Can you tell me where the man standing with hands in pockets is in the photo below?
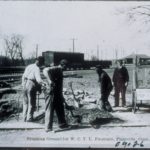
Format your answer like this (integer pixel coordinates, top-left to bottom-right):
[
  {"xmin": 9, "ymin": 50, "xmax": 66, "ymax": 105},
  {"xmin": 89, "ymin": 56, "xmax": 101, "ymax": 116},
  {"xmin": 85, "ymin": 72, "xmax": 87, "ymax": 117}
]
[{"xmin": 112, "ymin": 60, "xmax": 129, "ymax": 107}]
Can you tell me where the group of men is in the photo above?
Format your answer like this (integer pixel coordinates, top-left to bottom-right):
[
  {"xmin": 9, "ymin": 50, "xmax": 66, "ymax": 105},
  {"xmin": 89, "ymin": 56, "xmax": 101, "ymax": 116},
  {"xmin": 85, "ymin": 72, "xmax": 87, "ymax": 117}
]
[
  {"xmin": 22, "ymin": 56, "xmax": 129, "ymax": 132},
  {"xmin": 22, "ymin": 57, "xmax": 69, "ymax": 131}
]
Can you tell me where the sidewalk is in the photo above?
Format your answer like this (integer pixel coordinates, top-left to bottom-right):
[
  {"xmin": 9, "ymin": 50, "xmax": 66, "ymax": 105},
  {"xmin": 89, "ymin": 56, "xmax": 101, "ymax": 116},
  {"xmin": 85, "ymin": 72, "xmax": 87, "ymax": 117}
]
[
  {"xmin": 0, "ymin": 107, "xmax": 150, "ymax": 148},
  {"xmin": 0, "ymin": 107, "xmax": 150, "ymax": 129}
]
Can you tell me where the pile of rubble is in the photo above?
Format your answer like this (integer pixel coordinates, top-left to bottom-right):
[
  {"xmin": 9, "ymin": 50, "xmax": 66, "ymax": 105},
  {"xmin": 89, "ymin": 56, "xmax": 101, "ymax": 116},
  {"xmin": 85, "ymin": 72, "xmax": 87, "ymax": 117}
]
[
  {"xmin": 62, "ymin": 82, "xmax": 112, "ymax": 125},
  {"xmin": 63, "ymin": 81, "xmax": 97, "ymax": 108},
  {"xmin": 0, "ymin": 87, "xmax": 22, "ymax": 122},
  {"xmin": 0, "ymin": 99, "xmax": 22, "ymax": 122}
]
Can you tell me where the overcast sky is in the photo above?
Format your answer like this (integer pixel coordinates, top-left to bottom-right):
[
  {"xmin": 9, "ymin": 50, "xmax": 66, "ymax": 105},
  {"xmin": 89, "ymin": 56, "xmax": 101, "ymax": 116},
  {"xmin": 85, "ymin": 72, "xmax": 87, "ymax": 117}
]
[{"xmin": 0, "ymin": 1, "xmax": 150, "ymax": 60}]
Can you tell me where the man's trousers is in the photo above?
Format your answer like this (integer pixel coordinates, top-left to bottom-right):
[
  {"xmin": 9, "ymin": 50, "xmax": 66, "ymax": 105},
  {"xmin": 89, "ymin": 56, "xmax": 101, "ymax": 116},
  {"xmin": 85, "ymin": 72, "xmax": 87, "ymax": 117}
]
[
  {"xmin": 44, "ymin": 89, "xmax": 67, "ymax": 130},
  {"xmin": 23, "ymin": 80, "xmax": 36, "ymax": 121},
  {"xmin": 99, "ymin": 91, "xmax": 112, "ymax": 111},
  {"xmin": 114, "ymin": 83, "xmax": 126, "ymax": 107}
]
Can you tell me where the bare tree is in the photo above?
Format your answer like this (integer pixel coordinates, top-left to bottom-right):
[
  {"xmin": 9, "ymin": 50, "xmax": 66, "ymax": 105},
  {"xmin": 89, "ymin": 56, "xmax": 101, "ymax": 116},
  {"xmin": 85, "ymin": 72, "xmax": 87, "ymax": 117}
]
[
  {"xmin": 127, "ymin": 5, "xmax": 150, "ymax": 24},
  {"xmin": 4, "ymin": 34, "xmax": 25, "ymax": 65},
  {"xmin": 117, "ymin": 5, "xmax": 150, "ymax": 27}
]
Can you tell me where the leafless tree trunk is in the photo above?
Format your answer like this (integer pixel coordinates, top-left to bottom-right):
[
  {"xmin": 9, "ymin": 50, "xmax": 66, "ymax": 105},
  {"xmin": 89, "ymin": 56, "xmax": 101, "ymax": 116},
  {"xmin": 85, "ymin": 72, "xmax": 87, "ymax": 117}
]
[{"xmin": 4, "ymin": 34, "xmax": 25, "ymax": 65}]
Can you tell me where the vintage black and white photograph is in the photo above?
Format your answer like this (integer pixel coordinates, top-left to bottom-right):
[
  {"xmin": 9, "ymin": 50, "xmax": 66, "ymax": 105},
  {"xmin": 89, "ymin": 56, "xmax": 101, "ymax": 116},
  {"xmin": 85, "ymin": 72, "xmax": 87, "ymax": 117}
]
[{"xmin": 0, "ymin": 1, "xmax": 150, "ymax": 149}]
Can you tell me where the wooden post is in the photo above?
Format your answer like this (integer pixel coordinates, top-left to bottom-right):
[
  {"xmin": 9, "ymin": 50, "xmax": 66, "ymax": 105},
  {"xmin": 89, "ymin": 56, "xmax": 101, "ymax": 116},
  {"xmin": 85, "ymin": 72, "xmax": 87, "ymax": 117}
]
[
  {"xmin": 133, "ymin": 54, "xmax": 138, "ymax": 90},
  {"xmin": 37, "ymin": 93, "xmax": 40, "ymax": 112},
  {"xmin": 132, "ymin": 54, "xmax": 138, "ymax": 112},
  {"xmin": 132, "ymin": 69, "xmax": 137, "ymax": 90}
]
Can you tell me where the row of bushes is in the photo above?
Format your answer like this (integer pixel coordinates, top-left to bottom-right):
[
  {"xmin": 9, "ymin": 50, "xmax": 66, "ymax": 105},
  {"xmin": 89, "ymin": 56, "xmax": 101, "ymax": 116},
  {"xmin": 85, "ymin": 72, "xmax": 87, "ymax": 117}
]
[{"xmin": 0, "ymin": 56, "xmax": 36, "ymax": 66}]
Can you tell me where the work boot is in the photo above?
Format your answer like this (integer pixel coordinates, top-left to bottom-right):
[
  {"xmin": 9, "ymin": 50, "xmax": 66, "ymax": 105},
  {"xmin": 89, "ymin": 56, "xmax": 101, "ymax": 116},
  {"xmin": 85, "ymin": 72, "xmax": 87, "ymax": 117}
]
[
  {"xmin": 45, "ymin": 128, "xmax": 53, "ymax": 132},
  {"xmin": 97, "ymin": 101, "xmax": 106, "ymax": 111},
  {"xmin": 89, "ymin": 120, "xmax": 100, "ymax": 129},
  {"xmin": 106, "ymin": 105, "xmax": 113, "ymax": 112},
  {"xmin": 59, "ymin": 124, "xmax": 71, "ymax": 129},
  {"xmin": 26, "ymin": 119, "xmax": 34, "ymax": 122},
  {"xmin": 26, "ymin": 117, "xmax": 34, "ymax": 122},
  {"xmin": 105, "ymin": 101, "xmax": 113, "ymax": 112},
  {"xmin": 23, "ymin": 117, "xmax": 27, "ymax": 122}
]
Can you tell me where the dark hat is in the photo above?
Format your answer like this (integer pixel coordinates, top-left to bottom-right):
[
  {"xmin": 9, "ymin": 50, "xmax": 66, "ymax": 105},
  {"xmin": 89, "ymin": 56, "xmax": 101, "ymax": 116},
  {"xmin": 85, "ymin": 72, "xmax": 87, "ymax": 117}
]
[
  {"xmin": 60, "ymin": 59, "xmax": 68, "ymax": 65},
  {"xmin": 96, "ymin": 65, "xmax": 102, "ymax": 70},
  {"xmin": 116, "ymin": 60, "xmax": 123, "ymax": 65},
  {"xmin": 36, "ymin": 56, "xmax": 44, "ymax": 64}
]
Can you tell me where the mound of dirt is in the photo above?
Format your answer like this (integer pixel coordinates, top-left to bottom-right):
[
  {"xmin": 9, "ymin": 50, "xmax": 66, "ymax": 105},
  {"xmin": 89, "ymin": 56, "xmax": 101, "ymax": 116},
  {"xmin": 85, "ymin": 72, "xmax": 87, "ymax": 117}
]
[{"xmin": 65, "ymin": 107, "xmax": 113, "ymax": 125}]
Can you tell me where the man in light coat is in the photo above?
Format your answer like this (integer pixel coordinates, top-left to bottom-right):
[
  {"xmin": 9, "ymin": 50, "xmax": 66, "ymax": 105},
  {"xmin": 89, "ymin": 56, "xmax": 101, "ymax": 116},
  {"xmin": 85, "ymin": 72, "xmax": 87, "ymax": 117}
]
[{"xmin": 22, "ymin": 56, "xmax": 44, "ymax": 122}]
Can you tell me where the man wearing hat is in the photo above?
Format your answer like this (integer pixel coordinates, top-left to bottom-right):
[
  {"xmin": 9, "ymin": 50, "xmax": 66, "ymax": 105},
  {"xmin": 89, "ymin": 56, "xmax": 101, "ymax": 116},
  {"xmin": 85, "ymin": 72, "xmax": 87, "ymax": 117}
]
[
  {"xmin": 96, "ymin": 65, "xmax": 113, "ymax": 112},
  {"xmin": 43, "ymin": 59, "xmax": 70, "ymax": 132},
  {"xmin": 22, "ymin": 56, "xmax": 45, "ymax": 122}
]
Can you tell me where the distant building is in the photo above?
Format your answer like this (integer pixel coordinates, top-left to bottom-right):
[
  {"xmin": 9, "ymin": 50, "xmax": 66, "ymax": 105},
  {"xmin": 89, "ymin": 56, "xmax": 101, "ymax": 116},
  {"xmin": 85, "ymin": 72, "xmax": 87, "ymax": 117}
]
[{"xmin": 120, "ymin": 54, "xmax": 150, "ymax": 65}]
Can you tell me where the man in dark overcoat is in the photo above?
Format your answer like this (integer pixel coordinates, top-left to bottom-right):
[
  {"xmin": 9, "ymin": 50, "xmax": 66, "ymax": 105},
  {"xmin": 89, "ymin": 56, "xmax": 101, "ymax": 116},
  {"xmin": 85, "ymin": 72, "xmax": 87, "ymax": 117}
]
[{"xmin": 112, "ymin": 60, "xmax": 129, "ymax": 107}]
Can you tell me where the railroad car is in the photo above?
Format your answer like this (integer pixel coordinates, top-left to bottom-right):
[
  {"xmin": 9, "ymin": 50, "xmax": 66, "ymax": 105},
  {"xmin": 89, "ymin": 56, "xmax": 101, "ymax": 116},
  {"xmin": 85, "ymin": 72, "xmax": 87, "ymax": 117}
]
[{"xmin": 42, "ymin": 51, "xmax": 112, "ymax": 70}]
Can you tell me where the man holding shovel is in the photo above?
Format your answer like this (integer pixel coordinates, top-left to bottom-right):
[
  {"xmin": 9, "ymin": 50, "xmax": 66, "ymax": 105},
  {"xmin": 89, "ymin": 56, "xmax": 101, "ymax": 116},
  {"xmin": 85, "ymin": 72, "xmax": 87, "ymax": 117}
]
[
  {"xmin": 96, "ymin": 65, "xmax": 113, "ymax": 112},
  {"xmin": 43, "ymin": 59, "xmax": 71, "ymax": 132}
]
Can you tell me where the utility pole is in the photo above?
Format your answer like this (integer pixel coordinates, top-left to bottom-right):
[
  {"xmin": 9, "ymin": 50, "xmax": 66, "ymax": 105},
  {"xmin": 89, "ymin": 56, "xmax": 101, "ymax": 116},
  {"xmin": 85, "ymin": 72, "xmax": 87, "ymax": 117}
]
[
  {"xmin": 71, "ymin": 38, "xmax": 77, "ymax": 53},
  {"xmin": 36, "ymin": 44, "xmax": 38, "ymax": 58},
  {"xmin": 115, "ymin": 49, "xmax": 118, "ymax": 60},
  {"xmin": 105, "ymin": 49, "xmax": 107, "ymax": 60},
  {"xmin": 101, "ymin": 49, "xmax": 103, "ymax": 60},
  {"xmin": 97, "ymin": 45, "xmax": 99, "ymax": 60}
]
